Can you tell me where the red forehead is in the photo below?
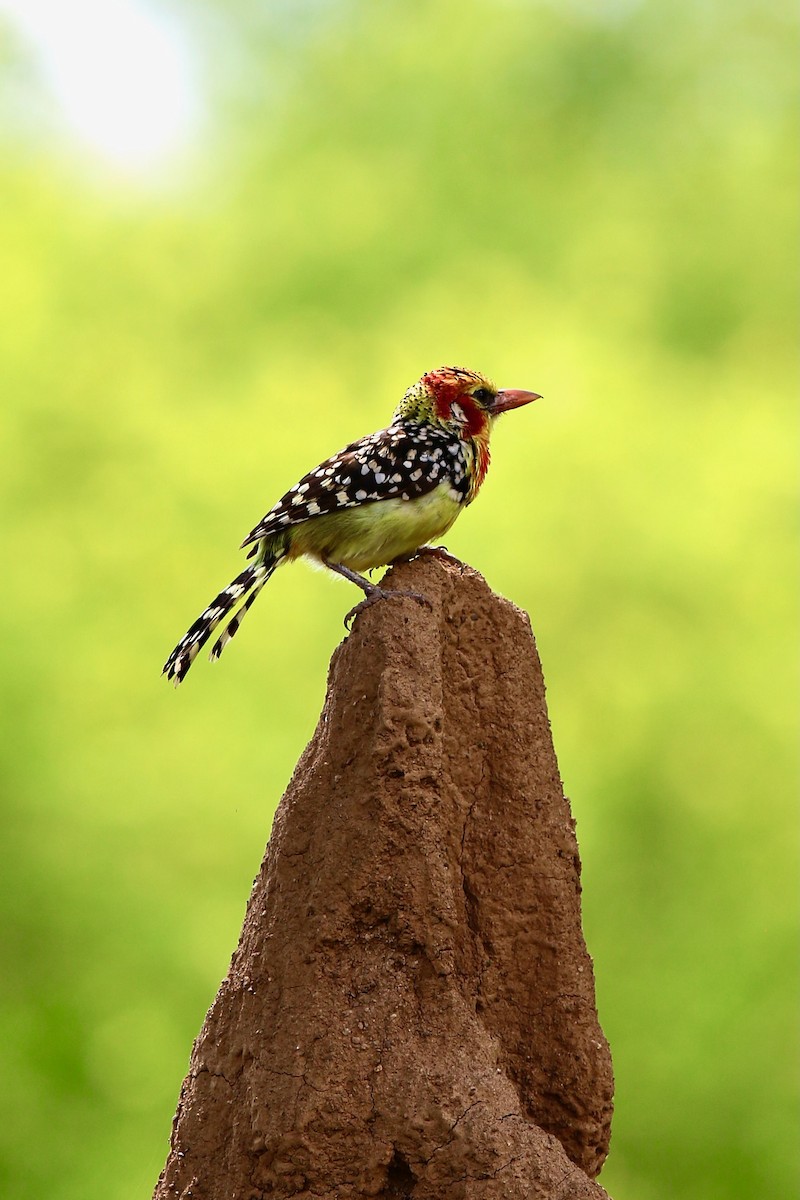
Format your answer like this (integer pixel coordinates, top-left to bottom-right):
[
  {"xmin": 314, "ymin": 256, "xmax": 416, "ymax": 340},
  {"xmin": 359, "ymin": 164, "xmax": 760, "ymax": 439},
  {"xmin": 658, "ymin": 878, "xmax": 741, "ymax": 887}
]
[
  {"xmin": 423, "ymin": 369, "xmax": 474, "ymax": 420},
  {"xmin": 423, "ymin": 369, "xmax": 488, "ymax": 436}
]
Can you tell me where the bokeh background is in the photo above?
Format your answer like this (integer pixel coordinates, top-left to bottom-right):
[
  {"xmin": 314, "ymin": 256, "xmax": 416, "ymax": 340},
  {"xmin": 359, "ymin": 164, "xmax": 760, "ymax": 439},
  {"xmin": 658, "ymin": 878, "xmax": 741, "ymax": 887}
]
[{"xmin": 1, "ymin": 0, "xmax": 796, "ymax": 1196}]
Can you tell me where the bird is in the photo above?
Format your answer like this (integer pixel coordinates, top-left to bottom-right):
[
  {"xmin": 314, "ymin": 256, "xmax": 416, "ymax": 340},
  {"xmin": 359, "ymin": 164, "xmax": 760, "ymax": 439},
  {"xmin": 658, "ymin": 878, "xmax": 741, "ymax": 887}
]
[{"xmin": 163, "ymin": 365, "xmax": 540, "ymax": 685}]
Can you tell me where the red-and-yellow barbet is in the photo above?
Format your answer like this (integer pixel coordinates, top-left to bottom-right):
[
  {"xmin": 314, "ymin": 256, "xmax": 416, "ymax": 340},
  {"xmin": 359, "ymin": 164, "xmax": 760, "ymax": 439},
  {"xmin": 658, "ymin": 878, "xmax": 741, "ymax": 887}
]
[{"xmin": 163, "ymin": 366, "xmax": 540, "ymax": 684}]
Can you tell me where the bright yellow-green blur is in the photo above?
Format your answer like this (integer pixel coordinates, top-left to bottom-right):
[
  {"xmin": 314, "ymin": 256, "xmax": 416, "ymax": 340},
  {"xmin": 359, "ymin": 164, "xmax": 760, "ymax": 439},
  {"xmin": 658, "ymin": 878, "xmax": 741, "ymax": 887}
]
[{"xmin": 0, "ymin": 2, "xmax": 796, "ymax": 1198}]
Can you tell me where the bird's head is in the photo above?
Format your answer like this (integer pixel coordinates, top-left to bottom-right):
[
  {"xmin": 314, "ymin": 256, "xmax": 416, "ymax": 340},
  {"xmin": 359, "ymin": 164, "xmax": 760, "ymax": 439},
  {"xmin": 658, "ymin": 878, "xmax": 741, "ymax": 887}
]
[{"xmin": 395, "ymin": 366, "xmax": 540, "ymax": 437}]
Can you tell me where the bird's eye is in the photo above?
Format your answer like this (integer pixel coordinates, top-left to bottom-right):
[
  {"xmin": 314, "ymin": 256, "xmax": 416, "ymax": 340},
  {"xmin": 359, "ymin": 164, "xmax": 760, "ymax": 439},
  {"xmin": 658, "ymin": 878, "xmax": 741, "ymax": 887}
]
[{"xmin": 473, "ymin": 387, "xmax": 492, "ymax": 404}]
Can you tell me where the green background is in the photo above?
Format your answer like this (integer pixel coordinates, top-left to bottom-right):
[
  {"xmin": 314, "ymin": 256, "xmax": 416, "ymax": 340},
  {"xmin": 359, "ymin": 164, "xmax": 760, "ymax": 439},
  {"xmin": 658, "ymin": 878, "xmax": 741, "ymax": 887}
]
[{"xmin": 1, "ymin": 1, "xmax": 796, "ymax": 1196}]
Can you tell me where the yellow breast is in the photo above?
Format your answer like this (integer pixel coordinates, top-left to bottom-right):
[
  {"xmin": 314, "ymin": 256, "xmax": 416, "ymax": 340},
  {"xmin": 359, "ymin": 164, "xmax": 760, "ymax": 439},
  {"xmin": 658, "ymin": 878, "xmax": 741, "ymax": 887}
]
[{"xmin": 288, "ymin": 483, "xmax": 463, "ymax": 572}]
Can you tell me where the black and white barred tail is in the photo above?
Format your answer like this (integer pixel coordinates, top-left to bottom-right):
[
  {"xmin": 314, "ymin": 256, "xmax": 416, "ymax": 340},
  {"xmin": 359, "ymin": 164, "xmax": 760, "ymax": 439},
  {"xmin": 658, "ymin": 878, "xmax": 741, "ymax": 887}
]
[{"xmin": 162, "ymin": 551, "xmax": 282, "ymax": 686}]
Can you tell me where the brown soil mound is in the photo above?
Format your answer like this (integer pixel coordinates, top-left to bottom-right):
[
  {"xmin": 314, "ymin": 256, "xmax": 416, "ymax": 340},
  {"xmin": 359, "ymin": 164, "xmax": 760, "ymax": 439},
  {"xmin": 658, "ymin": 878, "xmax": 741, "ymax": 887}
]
[{"xmin": 154, "ymin": 557, "xmax": 614, "ymax": 1198}]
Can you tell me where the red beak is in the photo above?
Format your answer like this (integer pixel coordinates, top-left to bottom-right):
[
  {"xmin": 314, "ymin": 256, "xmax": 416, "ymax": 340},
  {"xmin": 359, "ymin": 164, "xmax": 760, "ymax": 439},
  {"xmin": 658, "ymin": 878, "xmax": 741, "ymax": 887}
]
[{"xmin": 492, "ymin": 388, "xmax": 542, "ymax": 414}]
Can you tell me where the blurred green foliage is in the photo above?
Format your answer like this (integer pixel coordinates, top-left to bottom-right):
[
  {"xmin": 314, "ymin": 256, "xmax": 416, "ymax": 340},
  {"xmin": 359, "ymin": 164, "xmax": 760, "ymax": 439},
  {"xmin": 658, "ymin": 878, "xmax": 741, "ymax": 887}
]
[{"xmin": 0, "ymin": 1, "xmax": 796, "ymax": 1197}]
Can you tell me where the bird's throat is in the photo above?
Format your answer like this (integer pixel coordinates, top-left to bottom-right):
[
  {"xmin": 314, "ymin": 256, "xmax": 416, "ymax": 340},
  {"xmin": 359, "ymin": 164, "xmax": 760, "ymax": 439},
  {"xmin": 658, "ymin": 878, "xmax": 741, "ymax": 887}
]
[{"xmin": 467, "ymin": 432, "xmax": 491, "ymax": 502}]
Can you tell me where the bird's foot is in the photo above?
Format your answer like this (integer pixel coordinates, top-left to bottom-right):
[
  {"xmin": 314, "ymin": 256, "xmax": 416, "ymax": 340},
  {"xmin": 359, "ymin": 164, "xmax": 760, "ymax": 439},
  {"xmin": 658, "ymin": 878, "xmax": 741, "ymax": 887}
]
[
  {"xmin": 344, "ymin": 587, "xmax": 432, "ymax": 630},
  {"xmin": 412, "ymin": 545, "xmax": 463, "ymax": 567},
  {"xmin": 389, "ymin": 545, "xmax": 462, "ymax": 567}
]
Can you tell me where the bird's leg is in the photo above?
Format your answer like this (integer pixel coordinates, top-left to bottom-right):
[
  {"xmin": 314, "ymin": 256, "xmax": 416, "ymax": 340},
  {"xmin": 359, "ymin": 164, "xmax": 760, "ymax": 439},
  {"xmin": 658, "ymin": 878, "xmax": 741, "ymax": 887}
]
[
  {"xmin": 323, "ymin": 560, "xmax": 432, "ymax": 629},
  {"xmin": 401, "ymin": 544, "xmax": 463, "ymax": 567}
]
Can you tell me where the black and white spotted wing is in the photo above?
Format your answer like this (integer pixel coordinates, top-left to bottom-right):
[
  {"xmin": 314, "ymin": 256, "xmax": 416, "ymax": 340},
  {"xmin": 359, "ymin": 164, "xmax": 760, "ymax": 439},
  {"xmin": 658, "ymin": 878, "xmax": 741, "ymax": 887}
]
[{"xmin": 240, "ymin": 422, "xmax": 468, "ymax": 549}]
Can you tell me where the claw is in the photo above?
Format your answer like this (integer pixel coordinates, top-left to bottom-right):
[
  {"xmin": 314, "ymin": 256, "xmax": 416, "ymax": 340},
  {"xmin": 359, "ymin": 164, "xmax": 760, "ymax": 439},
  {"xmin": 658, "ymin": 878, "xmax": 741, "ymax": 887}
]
[
  {"xmin": 344, "ymin": 587, "xmax": 432, "ymax": 630},
  {"xmin": 412, "ymin": 545, "xmax": 462, "ymax": 567},
  {"xmin": 389, "ymin": 545, "xmax": 462, "ymax": 567}
]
